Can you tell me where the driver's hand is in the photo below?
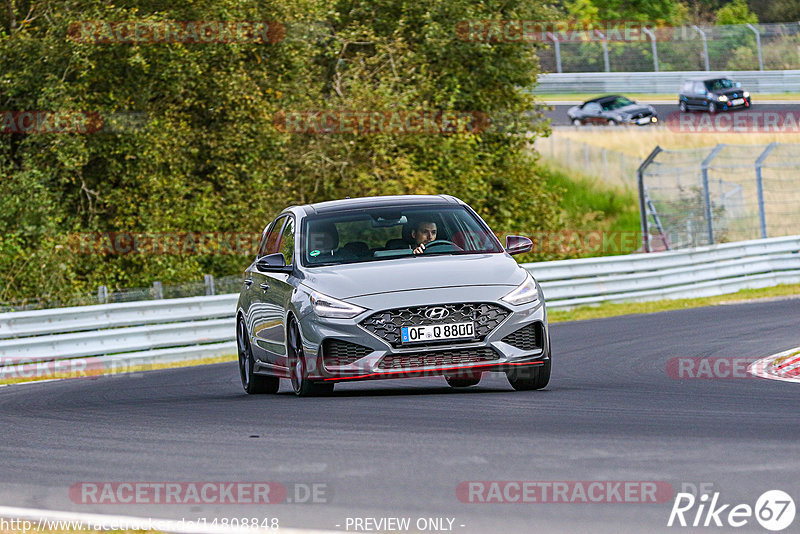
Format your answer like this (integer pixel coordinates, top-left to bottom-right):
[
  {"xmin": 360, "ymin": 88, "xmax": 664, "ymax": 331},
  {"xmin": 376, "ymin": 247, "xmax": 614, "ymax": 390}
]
[{"xmin": 413, "ymin": 243, "xmax": 426, "ymax": 254}]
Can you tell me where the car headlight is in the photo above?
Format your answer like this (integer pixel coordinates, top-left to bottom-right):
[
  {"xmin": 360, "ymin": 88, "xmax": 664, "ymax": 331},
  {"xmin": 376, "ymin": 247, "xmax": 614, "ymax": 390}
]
[
  {"xmin": 501, "ymin": 274, "xmax": 541, "ymax": 306},
  {"xmin": 718, "ymin": 95, "xmax": 728, "ymax": 102},
  {"xmin": 309, "ymin": 290, "xmax": 367, "ymax": 319},
  {"xmin": 743, "ymin": 91, "xmax": 750, "ymax": 98}
]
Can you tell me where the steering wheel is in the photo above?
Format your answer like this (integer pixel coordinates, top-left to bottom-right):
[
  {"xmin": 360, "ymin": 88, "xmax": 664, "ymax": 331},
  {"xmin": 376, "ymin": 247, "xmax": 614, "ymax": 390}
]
[{"xmin": 422, "ymin": 239, "xmax": 463, "ymax": 252}]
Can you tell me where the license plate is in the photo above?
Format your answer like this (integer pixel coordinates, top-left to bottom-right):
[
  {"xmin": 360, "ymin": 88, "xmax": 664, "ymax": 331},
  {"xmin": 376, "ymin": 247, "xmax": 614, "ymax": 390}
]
[
  {"xmin": 731, "ymin": 98, "xmax": 745, "ymax": 106},
  {"xmin": 401, "ymin": 322, "xmax": 474, "ymax": 343},
  {"xmin": 636, "ymin": 117, "xmax": 652, "ymax": 125}
]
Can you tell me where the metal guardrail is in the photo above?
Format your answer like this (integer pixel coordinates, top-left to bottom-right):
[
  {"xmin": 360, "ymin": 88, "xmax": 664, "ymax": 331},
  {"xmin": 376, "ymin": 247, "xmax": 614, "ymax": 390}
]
[
  {"xmin": 534, "ymin": 70, "xmax": 800, "ymax": 94},
  {"xmin": 1, "ymin": 235, "xmax": 798, "ymax": 378}
]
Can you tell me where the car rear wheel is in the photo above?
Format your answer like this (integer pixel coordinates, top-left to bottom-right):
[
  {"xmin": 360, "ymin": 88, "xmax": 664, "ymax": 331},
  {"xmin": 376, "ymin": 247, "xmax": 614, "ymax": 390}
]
[
  {"xmin": 445, "ymin": 372, "xmax": 482, "ymax": 388},
  {"xmin": 237, "ymin": 318, "xmax": 279, "ymax": 394},
  {"xmin": 506, "ymin": 350, "xmax": 551, "ymax": 391},
  {"xmin": 679, "ymin": 101, "xmax": 687, "ymax": 112},
  {"xmin": 288, "ymin": 322, "xmax": 334, "ymax": 397}
]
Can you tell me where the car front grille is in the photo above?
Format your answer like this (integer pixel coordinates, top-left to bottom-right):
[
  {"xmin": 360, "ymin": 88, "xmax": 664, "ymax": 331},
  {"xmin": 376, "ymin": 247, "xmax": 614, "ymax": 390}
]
[
  {"xmin": 322, "ymin": 339, "xmax": 373, "ymax": 368},
  {"xmin": 501, "ymin": 322, "xmax": 543, "ymax": 351},
  {"xmin": 377, "ymin": 347, "xmax": 499, "ymax": 370},
  {"xmin": 360, "ymin": 303, "xmax": 510, "ymax": 348}
]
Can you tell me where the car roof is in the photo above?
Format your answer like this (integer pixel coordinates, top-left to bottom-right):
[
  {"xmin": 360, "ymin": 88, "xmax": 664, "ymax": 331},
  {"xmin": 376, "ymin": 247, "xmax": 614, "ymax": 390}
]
[
  {"xmin": 584, "ymin": 95, "xmax": 627, "ymax": 104},
  {"xmin": 299, "ymin": 194, "xmax": 462, "ymax": 215}
]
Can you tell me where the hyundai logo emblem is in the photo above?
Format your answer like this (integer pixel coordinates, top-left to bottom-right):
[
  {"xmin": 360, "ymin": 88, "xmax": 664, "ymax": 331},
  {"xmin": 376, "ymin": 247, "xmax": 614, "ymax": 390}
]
[{"xmin": 424, "ymin": 307, "xmax": 450, "ymax": 320}]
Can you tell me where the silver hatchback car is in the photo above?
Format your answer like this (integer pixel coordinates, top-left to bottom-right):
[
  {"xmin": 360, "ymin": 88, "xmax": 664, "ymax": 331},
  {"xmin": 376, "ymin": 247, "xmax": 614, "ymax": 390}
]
[{"xmin": 236, "ymin": 195, "xmax": 550, "ymax": 396}]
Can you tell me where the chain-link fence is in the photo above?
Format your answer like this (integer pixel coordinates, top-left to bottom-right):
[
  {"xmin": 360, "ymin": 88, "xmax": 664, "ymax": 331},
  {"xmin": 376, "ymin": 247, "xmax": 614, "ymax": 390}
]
[
  {"xmin": 538, "ymin": 22, "xmax": 800, "ymax": 73},
  {"xmin": 536, "ymin": 132, "xmax": 640, "ymax": 189},
  {"xmin": 0, "ymin": 274, "xmax": 244, "ymax": 313},
  {"xmin": 639, "ymin": 142, "xmax": 800, "ymax": 251}
]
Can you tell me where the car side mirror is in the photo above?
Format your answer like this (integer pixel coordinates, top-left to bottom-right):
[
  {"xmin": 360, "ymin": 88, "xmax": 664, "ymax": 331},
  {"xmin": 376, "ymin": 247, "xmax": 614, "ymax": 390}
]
[
  {"xmin": 256, "ymin": 252, "xmax": 292, "ymax": 273},
  {"xmin": 505, "ymin": 235, "xmax": 533, "ymax": 255}
]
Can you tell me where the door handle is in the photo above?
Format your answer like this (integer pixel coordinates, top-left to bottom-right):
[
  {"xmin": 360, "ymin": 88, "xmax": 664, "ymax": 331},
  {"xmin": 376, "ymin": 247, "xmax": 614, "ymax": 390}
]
[
  {"xmin": 259, "ymin": 283, "xmax": 270, "ymax": 292},
  {"xmin": 244, "ymin": 279, "xmax": 253, "ymax": 288}
]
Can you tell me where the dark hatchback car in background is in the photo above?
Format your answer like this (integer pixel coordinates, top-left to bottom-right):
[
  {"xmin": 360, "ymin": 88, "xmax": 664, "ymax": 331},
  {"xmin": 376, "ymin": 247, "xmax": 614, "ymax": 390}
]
[
  {"xmin": 567, "ymin": 95, "xmax": 658, "ymax": 126},
  {"xmin": 236, "ymin": 195, "xmax": 550, "ymax": 396},
  {"xmin": 679, "ymin": 77, "xmax": 751, "ymax": 113}
]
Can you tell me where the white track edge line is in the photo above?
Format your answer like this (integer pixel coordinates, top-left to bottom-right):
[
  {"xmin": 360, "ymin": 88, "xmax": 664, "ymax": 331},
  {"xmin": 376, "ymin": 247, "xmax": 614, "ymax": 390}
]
[{"xmin": 748, "ymin": 346, "xmax": 800, "ymax": 383}]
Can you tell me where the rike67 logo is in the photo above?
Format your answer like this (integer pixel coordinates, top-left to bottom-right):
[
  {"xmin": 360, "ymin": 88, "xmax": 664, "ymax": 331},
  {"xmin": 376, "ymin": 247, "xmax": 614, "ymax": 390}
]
[{"xmin": 668, "ymin": 490, "xmax": 795, "ymax": 531}]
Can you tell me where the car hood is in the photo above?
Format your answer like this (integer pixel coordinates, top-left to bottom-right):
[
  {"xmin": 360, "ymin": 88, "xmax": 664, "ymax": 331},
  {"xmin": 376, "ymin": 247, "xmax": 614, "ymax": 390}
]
[{"xmin": 300, "ymin": 253, "xmax": 528, "ymax": 299}]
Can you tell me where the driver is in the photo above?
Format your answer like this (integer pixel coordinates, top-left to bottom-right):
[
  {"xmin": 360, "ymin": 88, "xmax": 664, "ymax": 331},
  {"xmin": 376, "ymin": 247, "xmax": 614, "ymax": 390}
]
[{"xmin": 411, "ymin": 220, "xmax": 437, "ymax": 254}]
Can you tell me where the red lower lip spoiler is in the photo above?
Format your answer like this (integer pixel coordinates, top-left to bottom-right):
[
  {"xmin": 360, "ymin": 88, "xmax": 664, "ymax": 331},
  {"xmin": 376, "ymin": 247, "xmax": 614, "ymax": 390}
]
[{"xmin": 322, "ymin": 360, "xmax": 544, "ymax": 381}]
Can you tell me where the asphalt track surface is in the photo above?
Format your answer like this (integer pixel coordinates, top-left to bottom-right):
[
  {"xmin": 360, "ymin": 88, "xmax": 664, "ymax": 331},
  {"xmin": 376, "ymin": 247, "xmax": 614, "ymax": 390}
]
[
  {"xmin": 1, "ymin": 298, "xmax": 799, "ymax": 533},
  {"xmin": 545, "ymin": 102, "xmax": 799, "ymax": 126}
]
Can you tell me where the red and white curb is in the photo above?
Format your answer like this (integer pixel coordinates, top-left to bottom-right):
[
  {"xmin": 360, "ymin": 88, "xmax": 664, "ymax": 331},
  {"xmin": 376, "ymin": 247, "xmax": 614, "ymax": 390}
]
[
  {"xmin": 0, "ymin": 505, "xmax": 338, "ymax": 534},
  {"xmin": 748, "ymin": 347, "xmax": 800, "ymax": 383}
]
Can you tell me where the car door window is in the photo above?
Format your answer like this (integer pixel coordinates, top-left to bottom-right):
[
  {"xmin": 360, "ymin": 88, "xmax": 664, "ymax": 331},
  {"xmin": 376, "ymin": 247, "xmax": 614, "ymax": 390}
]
[
  {"xmin": 681, "ymin": 82, "xmax": 692, "ymax": 94},
  {"xmin": 278, "ymin": 217, "xmax": 295, "ymax": 266},
  {"xmin": 693, "ymin": 82, "xmax": 705, "ymax": 95},
  {"xmin": 584, "ymin": 102, "xmax": 602, "ymax": 115},
  {"xmin": 257, "ymin": 216, "xmax": 286, "ymax": 258}
]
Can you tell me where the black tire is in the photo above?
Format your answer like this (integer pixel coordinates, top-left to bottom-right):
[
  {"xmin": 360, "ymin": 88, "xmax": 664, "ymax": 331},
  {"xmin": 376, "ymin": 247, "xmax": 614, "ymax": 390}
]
[
  {"xmin": 571, "ymin": 118, "xmax": 582, "ymax": 127},
  {"xmin": 237, "ymin": 318, "xmax": 279, "ymax": 394},
  {"xmin": 679, "ymin": 101, "xmax": 687, "ymax": 112},
  {"xmin": 708, "ymin": 101, "xmax": 716, "ymax": 114},
  {"xmin": 288, "ymin": 322, "xmax": 334, "ymax": 397},
  {"xmin": 506, "ymin": 350, "xmax": 551, "ymax": 391},
  {"xmin": 445, "ymin": 372, "xmax": 482, "ymax": 388}
]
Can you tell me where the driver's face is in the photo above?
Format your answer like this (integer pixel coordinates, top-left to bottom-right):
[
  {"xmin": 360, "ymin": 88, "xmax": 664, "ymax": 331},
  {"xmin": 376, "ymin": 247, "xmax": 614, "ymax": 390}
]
[{"xmin": 413, "ymin": 222, "xmax": 437, "ymax": 245}]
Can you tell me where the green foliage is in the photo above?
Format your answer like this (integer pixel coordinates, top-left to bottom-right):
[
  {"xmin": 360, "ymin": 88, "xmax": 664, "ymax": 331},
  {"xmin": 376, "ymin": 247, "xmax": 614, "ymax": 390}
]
[
  {"xmin": 0, "ymin": 0, "xmax": 562, "ymax": 304},
  {"xmin": 715, "ymin": 0, "xmax": 758, "ymax": 24}
]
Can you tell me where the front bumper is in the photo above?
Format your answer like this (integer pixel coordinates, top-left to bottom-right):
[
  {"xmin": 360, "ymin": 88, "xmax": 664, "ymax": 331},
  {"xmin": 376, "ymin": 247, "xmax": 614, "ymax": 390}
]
[{"xmin": 296, "ymin": 286, "xmax": 549, "ymax": 383}]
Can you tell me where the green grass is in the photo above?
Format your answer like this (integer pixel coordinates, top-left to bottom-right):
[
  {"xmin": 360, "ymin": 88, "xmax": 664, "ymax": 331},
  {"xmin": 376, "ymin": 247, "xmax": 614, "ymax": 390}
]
[
  {"xmin": 529, "ymin": 163, "xmax": 642, "ymax": 258},
  {"xmin": 549, "ymin": 282, "xmax": 800, "ymax": 323}
]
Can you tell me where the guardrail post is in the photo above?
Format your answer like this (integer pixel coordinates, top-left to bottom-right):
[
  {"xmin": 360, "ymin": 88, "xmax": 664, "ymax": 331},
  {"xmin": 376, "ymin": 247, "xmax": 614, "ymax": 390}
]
[
  {"xmin": 97, "ymin": 285, "xmax": 108, "ymax": 304},
  {"xmin": 701, "ymin": 144, "xmax": 725, "ymax": 245},
  {"xmin": 754, "ymin": 142, "xmax": 777, "ymax": 239},
  {"xmin": 642, "ymin": 26, "xmax": 659, "ymax": 72},
  {"xmin": 204, "ymin": 274, "xmax": 216, "ymax": 296},
  {"xmin": 746, "ymin": 23, "xmax": 764, "ymax": 71},
  {"xmin": 637, "ymin": 146, "xmax": 663, "ymax": 252},
  {"xmin": 692, "ymin": 25, "xmax": 710, "ymax": 71},
  {"xmin": 152, "ymin": 281, "xmax": 163, "ymax": 300},
  {"xmin": 546, "ymin": 32, "xmax": 562, "ymax": 73}
]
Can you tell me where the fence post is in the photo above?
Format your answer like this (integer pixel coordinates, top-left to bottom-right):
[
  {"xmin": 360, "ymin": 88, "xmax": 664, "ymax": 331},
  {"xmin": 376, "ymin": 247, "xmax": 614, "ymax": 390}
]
[
  {"xmin": 595, "ymin": 30, "xmax": 610, "ymax": 72},
  {"xmin": 204, "ymin": 274, "xmax": 216, "ymax": 296},
  {"xmin": 701, "ymin": 144, "xmax": 725, "ymax": 245},
  {"xmin": 97, "ymin": 285, "xmax": 108, "ymax": 304},
  {"xmin": 754, "ymin": 142, "xmax": 777, "ymax": 239},
  {"xmin": 642, "ymin": 26, "xmax": 659, "ymax": 72},
  {"xmin": 547, "ymin": 32, "xmax": 562, "ymax": 73},
  {"xmin": 746, "ymin": 23, "xmax": 764, "ymax": 71},
  {"xmin": 152, "ymin": 281, "xmax": 163, "ymax": 300},
  {"xmin": 693, "ymin": 25, "xmax": 710, "ymax": 71},
  {"xmin": 637, "ymin": 146, "xmax": 663, "ymax": 253}
]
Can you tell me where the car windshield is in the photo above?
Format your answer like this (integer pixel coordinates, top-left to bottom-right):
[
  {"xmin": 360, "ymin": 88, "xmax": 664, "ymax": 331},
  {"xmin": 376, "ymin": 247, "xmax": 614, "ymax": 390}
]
[
  {"xmin": 705, "ymin": 79, "xmax": 736, "ymax": 91},
  {"xmin": 302, "ymin": 205, "xmax": 503, "ymax": 266},
  {"xmin": 601, "ymin": 96, "xmax": 634, "ymax": 110}
]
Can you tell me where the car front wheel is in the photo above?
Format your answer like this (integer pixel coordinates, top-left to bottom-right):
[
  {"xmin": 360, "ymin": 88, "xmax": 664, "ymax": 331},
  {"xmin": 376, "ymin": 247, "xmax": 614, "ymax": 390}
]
[
  {"xmin": 288, "ymin": 322, "xmax": 334, "ymax": 397},
  {"xmin": 572, "ymin": 118, "xmax": 582, "ymax": 127},
  {"xmin": 679, "ymin": 101, "xmax": 687, "ymax": 112},
  {"xmin": 506, "ymin": 350, "xmax": 551, "ymax": 391},
  {"xmin": 237, "ymin": 318, "xmax": 279, "ymax": 394},
  {"xmin": 708, "ymin": 102, "xmax": 716, "ymax": 113}
]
